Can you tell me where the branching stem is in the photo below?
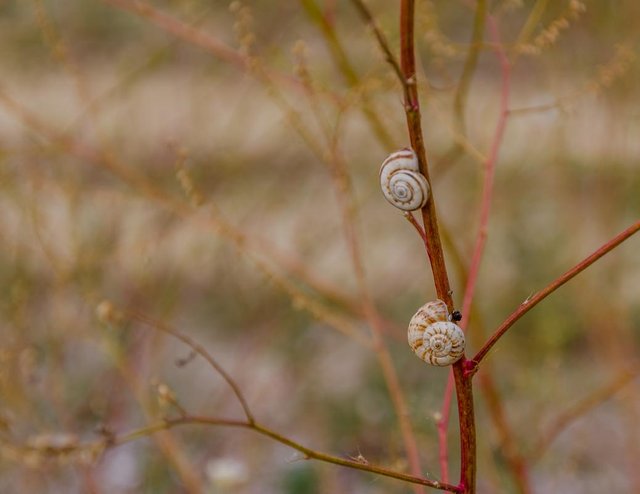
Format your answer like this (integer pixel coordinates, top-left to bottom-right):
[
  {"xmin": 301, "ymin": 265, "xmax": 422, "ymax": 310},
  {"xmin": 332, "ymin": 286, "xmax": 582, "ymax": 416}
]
[{"xmin": 472, "ymin": 219, "xmax": 640, "ymax": 365}]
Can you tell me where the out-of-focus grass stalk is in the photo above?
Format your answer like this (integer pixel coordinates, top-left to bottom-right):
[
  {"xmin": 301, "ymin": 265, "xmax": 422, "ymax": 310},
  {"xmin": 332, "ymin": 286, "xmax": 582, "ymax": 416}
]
[
  {"xmin": 99, "ymin": 318, "xmax": 204, "ymax": 493},
  {"xmin": 530, "ymin": 367, "xmax": 640, "ymax": 462},
  {"xmin": 299, "ymin": 0, "xmax": 396, "ymax": 151},
  {"xmin": 0, "ymin": 87, "xmax": 372, "ymax": 347}
]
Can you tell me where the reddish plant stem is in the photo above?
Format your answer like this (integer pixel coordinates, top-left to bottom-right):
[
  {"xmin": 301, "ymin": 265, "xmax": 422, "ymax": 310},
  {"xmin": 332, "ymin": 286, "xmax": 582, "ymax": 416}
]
[
  {"xmin": 400, "ymin": 2, "xmax": 476, "ymax": 492},
  {"xmin": 460, "ymin": 16, "xmax": 511, "ymax": 329},
  {"xmin": 436, "ymin": 373, "xmax": 455, "ymax": 483},
  {"xmin": 403, "ymin": 212, "xmax": 431, "ymax": 264},
  {"xmin": 400, "ymin": 1, "xmax": 452, "ymax": 300},
  {"xmin": 437, "ymin": 16, "xmax": 511, "ymax": 482},
  {"xmin": 472, "ymin": 219, "xmax": 640, "ymax": 365}
]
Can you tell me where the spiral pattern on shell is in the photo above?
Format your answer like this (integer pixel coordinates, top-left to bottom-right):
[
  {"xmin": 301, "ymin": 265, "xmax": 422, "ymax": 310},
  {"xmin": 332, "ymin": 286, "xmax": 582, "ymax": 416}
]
[
  {"xmin": 379, "ymin": 149, "xmax": 430, "ymax": 211},
  {"xmin": 408, "ymin": 300, "xmax": 465, "ymax": 366}
]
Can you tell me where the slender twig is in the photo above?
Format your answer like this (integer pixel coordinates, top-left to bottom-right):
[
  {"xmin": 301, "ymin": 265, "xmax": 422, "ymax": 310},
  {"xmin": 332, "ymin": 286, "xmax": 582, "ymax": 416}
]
[
  {"xmin": 125, "ymin": 311, "xmax": 255, "ymax": 424},
  {"xmin": 436, "ymin": 373, "xmax": 455, "ymax": 483},
  {"xmin": 530, "ymin": 367, "xmax": 640, "ymax": 462},
  {"xmin": 437, "ymin": 16, "xmax": 511, "ymax": 482},
  {"xmin": 300, "ymin": 0, "xmax": 395, "ymax": 149},
  {"xmin": 109, "ymin": 415, "xmax": 462, "ymax": 492},
  {"xmin": 349, "ymin": 0, "xmax": 409, "ymax": 99},
  {"xmin": 103, "ymin": 0, "xmax": 248, "ymax": 69},
  {"xmin": 399, "ymin": 2, "xmax": 476, "ymax": 492},
  {"xmin": 403, "ymin": 212, "xmax": 429, "ymax": 248},
  {"xmin": 459, "ymin": 16, "xmax": 511, "ymax": 329},
  {"xmin": 472, "ymin": 219, "xmax": 640, "ymax": 365},
  {"xmin": 106, "ymin": 306, "xmax": 453, "ymax": 490},
  {"xmin": 432, "ymin": 0, "xmax": 487, "ymax": 174},
  {"xmin": 453, "ymin": 0, "xmax": 487, "ymax": 138}
]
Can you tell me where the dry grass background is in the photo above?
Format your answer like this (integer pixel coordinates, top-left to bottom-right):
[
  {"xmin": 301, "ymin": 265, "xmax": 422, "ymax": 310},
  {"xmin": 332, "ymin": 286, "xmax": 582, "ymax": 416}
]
[{"xmin": 1, "ymin": 1, "xmax": 640, "ymax": 493}]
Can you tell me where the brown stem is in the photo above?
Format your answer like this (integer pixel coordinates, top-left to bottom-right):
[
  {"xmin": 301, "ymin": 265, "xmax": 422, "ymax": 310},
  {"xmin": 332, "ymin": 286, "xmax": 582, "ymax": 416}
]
[
  {"xmin": 399, "ymin": 2, "xmax": 476, "ymax": 492},
  {"xmin": 117, "ymin": 306, "xmax": 453, "ymax": 490},
  {"xmin": 112, "ymin": 415, "xmax": 462, "ymax": 492},
  {"xmin": 126, "ymin": 311, "xmax": 255, "ymax": 424},
  {"xmin": 403, "ymin": 212, "xmax": 430, "ymax": 256},
  {"xmin": 472, "ymin": 219, "xmax": 640, "ymax": 365}
]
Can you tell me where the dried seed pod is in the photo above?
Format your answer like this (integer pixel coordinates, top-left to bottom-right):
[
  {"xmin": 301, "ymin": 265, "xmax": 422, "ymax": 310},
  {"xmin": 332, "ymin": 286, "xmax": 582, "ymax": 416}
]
[
  {"xmin": 379, "ymin": 148, "xmax": 430, "ymax": 211},
  {"xmin": 408, "ymin": 300, "xmax": 465, "ymax": 366}
]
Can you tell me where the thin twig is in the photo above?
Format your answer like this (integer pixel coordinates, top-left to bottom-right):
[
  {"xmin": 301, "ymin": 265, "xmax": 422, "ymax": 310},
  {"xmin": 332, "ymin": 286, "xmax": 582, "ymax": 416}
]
[
  {"xmin": 453, "ymin": 0, "xmax": 487, "ymax": 138},
  {"xmin": 530, "ymin": 367, "xmax": 640, "ymax": 462},
  {"xmin": 349, "ymin": 0, "xmax": 410, "ymax": 99},
  {"xmin": 436, "ymin": 15, "xmax": 511, "ymax": 483},
  {"xmin": 403, "ymin": 212, "xmax": 429, "ymax": 252},
  {"xmin": 300, "ymin": 0, "xmax": 395, "ymax": 149},
  {"xmin": 104, "ymin": 306, "xmax": 453, "ymax": 490},
  {"xmin": 431, "ymin": 0, "xmax": 487, "ymax": 173},
  {"xmin": 103, "ymin": 0, "xmax": 248, "ymax": 69},
  {"xmin": 109, "ymin": 415, "xmax": 462, "ymax": 492},
  {"xmin": 126, "ymin": 311, "xmax": 255, "ymax": 424},
  {"xmin": 459, "ymin": 16, "xmax": 511, "ymax": 329},
  {"xmin": 436, "ymin": 373, "xmax": 455, "ymax": 483},
  {"xmin": 472, "ymin": 219, "xmax": 640, "ymax": 365}
]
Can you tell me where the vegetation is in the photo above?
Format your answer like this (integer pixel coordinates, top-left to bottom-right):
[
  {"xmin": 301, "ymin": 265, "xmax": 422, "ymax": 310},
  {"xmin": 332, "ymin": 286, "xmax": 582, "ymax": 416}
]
[{"xmin": 1, "ymin": 1, "xmax": 639, "ymax": 492}]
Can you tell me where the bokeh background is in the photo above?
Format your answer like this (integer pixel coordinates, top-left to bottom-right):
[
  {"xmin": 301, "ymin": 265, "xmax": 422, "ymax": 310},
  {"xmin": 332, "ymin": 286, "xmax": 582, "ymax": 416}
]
[{"xmin": 1, "ymin": 1, "xmax": 639, "ymax": 493}]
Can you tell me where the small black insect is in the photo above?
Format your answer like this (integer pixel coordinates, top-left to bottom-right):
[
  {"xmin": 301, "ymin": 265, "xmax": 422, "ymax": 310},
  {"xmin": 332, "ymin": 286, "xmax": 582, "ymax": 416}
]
[{"xmin": 451, "ymin": 310, "xmax": 462, "ymax": 322}]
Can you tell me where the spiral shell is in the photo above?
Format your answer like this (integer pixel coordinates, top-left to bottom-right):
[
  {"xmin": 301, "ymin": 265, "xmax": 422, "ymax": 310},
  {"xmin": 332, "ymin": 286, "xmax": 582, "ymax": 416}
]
[
  {"xmin": 408, "ymin": 300, "xmax": 465, "ymax": 366},
  {"xmin": 380, "ymin": 149, "xmax": 430, "ymax": 211}
]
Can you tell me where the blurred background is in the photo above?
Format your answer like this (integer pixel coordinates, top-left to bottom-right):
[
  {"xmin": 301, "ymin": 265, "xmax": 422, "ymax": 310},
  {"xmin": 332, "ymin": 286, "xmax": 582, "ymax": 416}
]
[{"xmin": 1, "ymin": 1, "xmax": 639, "ymax": 493}]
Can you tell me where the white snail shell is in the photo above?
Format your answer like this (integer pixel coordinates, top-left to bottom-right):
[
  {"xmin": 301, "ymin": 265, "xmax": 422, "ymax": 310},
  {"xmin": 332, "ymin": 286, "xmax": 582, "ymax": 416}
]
[
  {"xmin": 408, "ymin": 300, "xmax": 465, "ymax": 366},
  {"xmin": 380, "ymin": 148, "xmax": 430, "ymax": 211}
]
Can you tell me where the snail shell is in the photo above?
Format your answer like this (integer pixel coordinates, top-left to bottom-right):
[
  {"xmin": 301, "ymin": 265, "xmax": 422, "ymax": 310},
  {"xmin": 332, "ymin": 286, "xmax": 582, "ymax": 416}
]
[
  {"xmin": 380, "ymin": 148, "xmax": 430, "ymax": 211},
  {"xmin": 408, "ymin": 300, "xmax": 465, "ymax": 366}
]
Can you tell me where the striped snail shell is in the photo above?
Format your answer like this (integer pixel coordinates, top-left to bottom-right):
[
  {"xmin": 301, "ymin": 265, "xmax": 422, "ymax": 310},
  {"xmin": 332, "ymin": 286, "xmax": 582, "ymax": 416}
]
[
  {"xmin": 408, "ymin": 300, "xmax": 465, "ymax": 366},
  {"xmin": 380, "ymin": 148, "xmax": 430, "ymax": 211}
]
